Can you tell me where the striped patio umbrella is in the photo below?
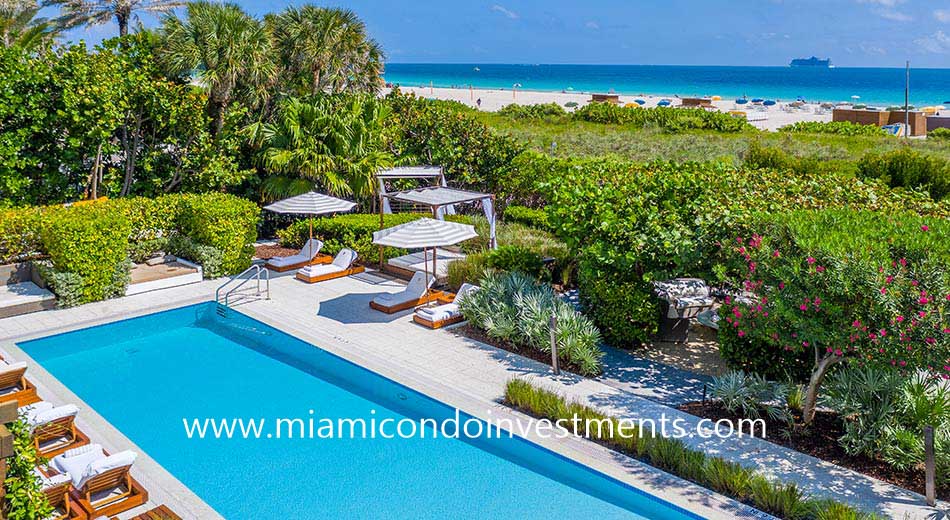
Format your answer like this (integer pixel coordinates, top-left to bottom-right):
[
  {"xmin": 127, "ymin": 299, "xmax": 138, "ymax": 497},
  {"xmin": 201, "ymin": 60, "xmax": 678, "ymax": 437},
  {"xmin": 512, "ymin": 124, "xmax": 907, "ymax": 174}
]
[
  {"xmin": 264, "ymin": 192, "xmax": 356, "ymax": 255},
  {"xmin": 373, "ymin": 218, "xmax": 478, "ymax": 286}
]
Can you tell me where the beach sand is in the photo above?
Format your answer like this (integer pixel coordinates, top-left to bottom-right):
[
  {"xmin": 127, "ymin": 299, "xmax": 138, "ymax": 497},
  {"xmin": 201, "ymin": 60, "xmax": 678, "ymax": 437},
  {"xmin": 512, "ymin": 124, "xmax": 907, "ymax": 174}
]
[{"xmin": 386, "ymin": 85, "xmax": 833, "ymax": 131}]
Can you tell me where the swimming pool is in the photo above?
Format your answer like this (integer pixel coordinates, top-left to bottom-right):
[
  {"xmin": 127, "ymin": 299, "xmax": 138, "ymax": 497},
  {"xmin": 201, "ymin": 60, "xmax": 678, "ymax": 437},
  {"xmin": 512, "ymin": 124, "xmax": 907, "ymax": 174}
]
[{"xmin": 19, "ymin": 303, "xmax": 702, "ymax": 519}]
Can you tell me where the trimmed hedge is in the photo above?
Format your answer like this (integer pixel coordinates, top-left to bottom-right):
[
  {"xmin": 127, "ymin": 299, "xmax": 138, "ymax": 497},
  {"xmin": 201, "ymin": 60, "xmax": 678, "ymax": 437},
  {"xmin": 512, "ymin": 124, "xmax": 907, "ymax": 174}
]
[
  {"xmin": 780, "ymin": 121, "xmax": 887, "ymax": 136},
  {"xmin": 572, "ymin": 103, "xmax": 752, "ymax": 133},
  {"xmin": 39, "ymin": 204, "xmax": 132, "ymax": 303},
  {"xmin": 0, "ymin": 193, "xmax": 258, "ymax": 306},
  {"xmin": 857, "ymin": 148, "xmax": 950, "ymax": 201},
  {"xmin": 503, "ymin": 205, "xmax": 552, "ymax": 231}
]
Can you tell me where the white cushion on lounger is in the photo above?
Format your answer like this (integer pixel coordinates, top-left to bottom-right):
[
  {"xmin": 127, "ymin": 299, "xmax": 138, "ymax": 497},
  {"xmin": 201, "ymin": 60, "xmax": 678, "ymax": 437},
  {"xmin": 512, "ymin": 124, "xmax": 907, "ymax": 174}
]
[
  {"xmin": 20, "ymin": 401, "xmax": 54, "ymax": 422},
  {"xmin": 52, "ymin": 444, "xmax": 105, "ymax": 485},
  {"xmin": 75, "ymin": 451, "xmax": 136, "ymax": 490},
  {"xmin": 29, "ymin": 404, "xmax": 78, "ymax": 428},
  {"xmin": 0, "ymin": 361, "xmax": 27, "ymax": 376},
  {"xmin": 331, "ymin": 248, "xmax": 357, "ymax": 269},
  {"xmin": 373, "ymin": 272, "xmax": 432, "ymax": 306},
  {"xmin": 297, "ymin": 264, "xmax": 343, "ymax": 277},
  {"xmin": 416, "ymin": 303, "xmax": 459, "ymax": 322},
  {"xmin": 269, "ymin": 239, "xmax": 323, "ymax": 267}
]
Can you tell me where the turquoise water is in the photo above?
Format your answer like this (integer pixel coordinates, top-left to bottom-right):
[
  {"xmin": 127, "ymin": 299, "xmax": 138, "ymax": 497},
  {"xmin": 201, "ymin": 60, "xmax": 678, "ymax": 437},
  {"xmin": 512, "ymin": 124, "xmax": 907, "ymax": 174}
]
[
  {"xmin": 19, "ymin": 304, "xmax": 701, "ymax": 520},
  {"xmin": 384, "ymin": 63, "xmax": 950, "ymax": 107}
]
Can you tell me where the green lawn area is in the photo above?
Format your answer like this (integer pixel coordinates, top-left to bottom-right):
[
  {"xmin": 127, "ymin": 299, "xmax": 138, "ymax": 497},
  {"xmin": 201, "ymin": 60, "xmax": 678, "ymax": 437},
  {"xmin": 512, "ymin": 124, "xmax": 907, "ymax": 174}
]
[{"xmin": 476, "ymin": 112, "xmax": 950, "ymax": 166}]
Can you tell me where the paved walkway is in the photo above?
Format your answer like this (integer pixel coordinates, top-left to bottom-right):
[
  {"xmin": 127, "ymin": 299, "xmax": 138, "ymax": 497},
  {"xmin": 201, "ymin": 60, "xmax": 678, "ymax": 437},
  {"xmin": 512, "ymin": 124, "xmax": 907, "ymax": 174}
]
[
  {"xmin": 0, "ymin": 271, "xmax": 945, "ymax": 519},
  {"xmin": 599, "ymin": 345, "xmax": 712, "ymax": 406}
]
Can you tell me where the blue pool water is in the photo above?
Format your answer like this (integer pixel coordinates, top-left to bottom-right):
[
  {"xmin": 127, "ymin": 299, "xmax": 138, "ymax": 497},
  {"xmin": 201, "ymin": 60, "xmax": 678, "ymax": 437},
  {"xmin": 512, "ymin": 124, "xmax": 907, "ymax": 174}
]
[
  {"xmin": 384, "ymin": 63, "xmax": 950, "ymax": 107},
  {"xmin": 19, "ymin": 304, "xmax": 701, "ymax": 520}
]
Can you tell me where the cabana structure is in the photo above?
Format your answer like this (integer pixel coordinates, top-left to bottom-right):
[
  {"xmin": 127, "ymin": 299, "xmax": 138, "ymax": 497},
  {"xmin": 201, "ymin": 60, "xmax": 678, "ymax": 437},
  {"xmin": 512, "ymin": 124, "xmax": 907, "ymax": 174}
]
[{"xmin": 377, "ymin": 175, "xmax": 496, "ymax": 282}]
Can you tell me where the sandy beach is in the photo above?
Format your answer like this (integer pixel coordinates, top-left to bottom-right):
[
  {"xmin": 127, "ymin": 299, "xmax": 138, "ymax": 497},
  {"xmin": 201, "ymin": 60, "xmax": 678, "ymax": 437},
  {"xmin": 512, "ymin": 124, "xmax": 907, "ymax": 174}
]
[{"xmin": 386, "ymin": 85, "xmax": 834, "ymax": 131}]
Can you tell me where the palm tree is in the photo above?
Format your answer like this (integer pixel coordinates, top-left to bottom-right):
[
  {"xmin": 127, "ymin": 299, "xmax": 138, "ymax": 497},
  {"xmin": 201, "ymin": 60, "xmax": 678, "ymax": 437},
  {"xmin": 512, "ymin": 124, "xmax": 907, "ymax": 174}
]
[
  {"xmin": 159, "ymin": 1, "xmax": 273, "ymax": 137},
  {"xmin": 44, "ymin": 0, "xmax": 183, "ymax": 37},
  {"xmin": 266, "ymin": 5, "xmax": 384, "ymax": 97},
  {"xmin": 1, "ymin": 0, "xmax": 57, "ymax": 51},
  {"xmin": 244, "ymin": 95, "xmax": 393, "ymax": 201}
]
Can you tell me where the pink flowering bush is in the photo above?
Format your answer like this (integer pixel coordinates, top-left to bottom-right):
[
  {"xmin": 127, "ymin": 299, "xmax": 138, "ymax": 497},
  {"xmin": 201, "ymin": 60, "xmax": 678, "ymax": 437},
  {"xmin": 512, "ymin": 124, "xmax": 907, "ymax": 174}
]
[{"xmin": 719, "ymin": 210, "xmax": 950, "ymax": 422}]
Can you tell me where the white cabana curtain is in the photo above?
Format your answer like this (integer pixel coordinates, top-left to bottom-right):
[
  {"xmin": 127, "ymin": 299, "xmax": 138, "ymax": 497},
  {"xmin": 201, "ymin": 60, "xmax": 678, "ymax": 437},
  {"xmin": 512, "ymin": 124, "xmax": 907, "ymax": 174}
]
[{"xmin": 482, "ymin": 197, "xmax": 496, "ymax": 249}]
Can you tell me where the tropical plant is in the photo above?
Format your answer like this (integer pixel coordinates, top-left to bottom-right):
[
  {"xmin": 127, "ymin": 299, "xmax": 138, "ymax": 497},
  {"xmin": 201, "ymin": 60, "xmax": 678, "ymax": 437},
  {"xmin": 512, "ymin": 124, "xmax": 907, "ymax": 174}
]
[
  {"xmin": 1, "ymin": 0, "xmax": 56, "ymax": 51},
  {"xmin": 266, "ymin": 5, "xmax": 384, "ymax": 96},
  {"xmin": 709, "ymin": 370, "xmax": 792, "ymax": 422},
  {"xmin": 44, "ymin": 0, "xmax": 183, "ymax": 37},
  {"xmin": 3, "ymin": 419, "xmax": 52, "ymax": 519},
  {"xmin": 245, "ymin": 95, "xmax": 393, "ymax": 201},
  {"xmin": 159, "ymin": 1, "xmax": 274, "ymax": 136}
]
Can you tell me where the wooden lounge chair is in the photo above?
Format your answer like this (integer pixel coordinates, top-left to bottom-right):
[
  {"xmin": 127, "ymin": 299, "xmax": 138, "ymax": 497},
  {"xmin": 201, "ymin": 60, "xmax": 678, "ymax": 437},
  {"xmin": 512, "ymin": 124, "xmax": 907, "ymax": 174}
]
[
  {"xmin": 413, "ymin": 283, "xmax": 480, "ymax": 329},
  {"xmin": 34, "ymin": 469, "xmax": 86, "ymax": 520},
  {"xmin": 0, "ymin": 361, "xmax": 39, "ymax": 407},
  {"xmin": 296, "ymin": 248, "xmax": 364, "ymax": 284},
  {"xmin": 369, "ymin": 272, "xmax": 442, "ymax": 314},
  {"xmin": 51, "ymin": 445, "xmax": 147, "ymax": 518},
  {"xmin": 264, "ymin": 239, "xmax": 331, "ymax": 272},
  {"xmin": 22, "ymin": 402, "xmax": 90, "ymax": 457}
]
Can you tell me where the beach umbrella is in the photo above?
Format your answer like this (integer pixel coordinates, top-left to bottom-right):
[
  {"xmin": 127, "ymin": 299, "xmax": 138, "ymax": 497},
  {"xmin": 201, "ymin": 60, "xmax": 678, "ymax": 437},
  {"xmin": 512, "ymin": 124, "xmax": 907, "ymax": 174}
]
[
  {"xmin": 751, "ymin": 98, "xmax": 764, "ymax": 104},
  {"xmin": 711, "ymin": 95, "xmax": 722, "ymax": 101},
  {"xmin": 264, "ymin": 191, "xmax": 357, "ymax": 257},
  {"xmin": 634, "ymin": 99, "xmax": 646, "ymax": 105},
  {"xmin": 763, "ymin": 100, "xmax": 776, "ymax": 106},
  {"xmin": 373, "ymin": 218, "xmax": 478, "ymax": 287},
  {"xmin": 736, "ymin": 98, "xmax": 749, "ymax": 104},
  {"xmin": 657, "ymin": 100, "xmax": 671, "ymax": 107}
]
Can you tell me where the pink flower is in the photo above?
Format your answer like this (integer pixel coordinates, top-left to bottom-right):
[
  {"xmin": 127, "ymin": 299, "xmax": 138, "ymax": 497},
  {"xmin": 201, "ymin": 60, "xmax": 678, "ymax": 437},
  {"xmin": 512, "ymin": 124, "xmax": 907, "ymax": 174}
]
[
  {"xmin": 922, "ymin": 225, "xmax": 930, "ymax": 232},
  {"xmin": 880, "ymin": 287, "xmax": 887, "ymax": 295},
  {"xmin": 773, "ymin": 250, "xmax": 781, "ymax": 258},
  {"xmin": 834, "ymin": 349, "xmax": 843, "ymax": 356},
  {"xmin": 800, "ymin": 304, "xmax": 808, "ymax": 311},
  {"xmin": 920, "ymin": 296, "xmax": 931, "ymax": 305},
  {"xmin": 778, "ymin": 282, "xmax": 785, "ymax": 290},
  {"xmin": 737, "ymin": 330, "xmax": 746, "ymax": 338},
  {"xmin": 926, "ymin": 337, "xmax": 936, "ymax": 345},
  {"xmin": 897, "ymin": 315, "xmax": 905, "ymax": 323},
  {"xmin": 816, "ymin": 266, "xmax": 826, "ymax": 273},
  {"xmin": 807, "ymin": 257, "xmax": 816, "ymax": 265},
  {"xmin": 886, "ymin": 276, "xmax": 894, "ymax": 284},
  {"xmin": 899, "ymin": 360, "xmax": 907, "ymax": 367},
  {"xmin": 900, "ymin": 258, "xmax": 908, "ymax": 267}
]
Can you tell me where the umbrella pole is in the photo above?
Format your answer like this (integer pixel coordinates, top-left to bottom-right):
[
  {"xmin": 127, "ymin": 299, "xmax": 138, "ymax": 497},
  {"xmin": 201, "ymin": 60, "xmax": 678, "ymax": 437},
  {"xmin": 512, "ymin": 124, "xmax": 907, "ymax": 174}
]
[{"xmin": 308, "ymin": 218, "xmax": 313, "ymax": 258}]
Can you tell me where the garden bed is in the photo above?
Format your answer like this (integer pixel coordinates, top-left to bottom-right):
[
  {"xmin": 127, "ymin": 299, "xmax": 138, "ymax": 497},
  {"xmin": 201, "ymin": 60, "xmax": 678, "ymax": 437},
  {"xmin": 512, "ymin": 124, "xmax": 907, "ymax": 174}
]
[
  {"xmin": 678, "ymin": 401, "xmax": 945, "ymax": 498},
  {"xmin": 453, "ymin": 324, "xmax": 590, "ymax": 376},
  {"xmin": 254, "ymin": 244, "xmax": 300, "ymax": 260}
]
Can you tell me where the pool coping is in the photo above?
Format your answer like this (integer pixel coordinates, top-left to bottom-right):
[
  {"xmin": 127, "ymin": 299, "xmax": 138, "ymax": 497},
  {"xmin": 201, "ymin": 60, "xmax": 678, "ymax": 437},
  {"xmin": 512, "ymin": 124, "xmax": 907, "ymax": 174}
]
[{"xmin": 0, "ymin": 291, "xmax": 759, "ymax": 520}]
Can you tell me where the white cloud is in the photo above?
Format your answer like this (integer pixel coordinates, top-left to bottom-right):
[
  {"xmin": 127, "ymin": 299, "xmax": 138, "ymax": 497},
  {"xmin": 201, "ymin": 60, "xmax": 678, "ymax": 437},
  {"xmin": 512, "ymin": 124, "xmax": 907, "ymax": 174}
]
[
  {"xmin": 585, "ymin": 21, "xmax": 600, "ymax": 30},
  {"xmin": 914, "ymin": 30, "xmax": 950, "ymax": 53},
  {"xmin": 874, "ymin": 8, "xmax": 913, "ymax": 21},
  {"xmin": 857, "ymin": 0, "xmax": 906, "ymax": 6},
  {"xmin": 936, "ymin": 9, "xmax": 950, "ymax": 22},
  {"xmin": 490, "ymin": 4, "xmax": 519, "ymax": 19}
]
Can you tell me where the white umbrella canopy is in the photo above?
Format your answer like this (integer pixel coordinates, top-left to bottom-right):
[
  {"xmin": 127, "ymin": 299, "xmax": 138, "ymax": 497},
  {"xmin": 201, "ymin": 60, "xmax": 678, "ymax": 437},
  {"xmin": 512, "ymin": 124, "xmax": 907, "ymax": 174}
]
[
  {"xmin": 373, "ymin": 218, "xmax": 478, "ymax": 288},
  {"xmin": 264, "ymin": 192, "xmax": 357, "ymax": 257},
  {"xmin": 372, "ymin": 218, "xmax": 477, "ymax": 249},
  {"xmin": 263, "ymin": 191, "xmax": 356, "ymax": 215}
]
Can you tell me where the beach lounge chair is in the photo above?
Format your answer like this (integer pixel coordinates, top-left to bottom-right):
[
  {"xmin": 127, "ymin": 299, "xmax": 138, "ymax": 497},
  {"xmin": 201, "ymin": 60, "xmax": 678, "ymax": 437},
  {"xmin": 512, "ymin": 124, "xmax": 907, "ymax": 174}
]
[
  {"xmin": 21, "ymin": 401, "xmax": 89, "ymax": 457},
  {"xmin": 369, "ymin": 272, "xmax": 440, "ymax": 314},
  {"xmin": 34, "ymin": 469, "xmax": 85, "ymax": 520},
  {"xmin": 264, "ymin": 239, "xmax": 330, "ymax": 272},
  {"xmin": 0, "ymin": 361, "xmax": 39, "ymax": 406},
  {"xmin": 413, "ymin": 283, "xmax": 480, "ymax": 329},
  {"xmin": 295, "ymin": 248, "xmax": 364, "ymax": 284},
  {"xmin": 51, "ymin": 444, "xmax": 147, "ymax": 518}
]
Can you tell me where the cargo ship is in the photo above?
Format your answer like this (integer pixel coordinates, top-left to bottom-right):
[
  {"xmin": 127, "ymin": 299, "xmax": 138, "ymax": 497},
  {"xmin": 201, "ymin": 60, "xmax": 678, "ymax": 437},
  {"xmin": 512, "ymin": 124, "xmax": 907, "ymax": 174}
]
[{"xmin": 790, "ymin": 56, "xmax": 833, "ymax": 68}]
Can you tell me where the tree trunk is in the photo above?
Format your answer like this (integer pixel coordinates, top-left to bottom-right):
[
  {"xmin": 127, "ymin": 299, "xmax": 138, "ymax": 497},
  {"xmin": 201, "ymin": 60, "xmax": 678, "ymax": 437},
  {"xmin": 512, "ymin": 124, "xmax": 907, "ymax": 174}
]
[
  {"xmin": 117, "ymin": 13, "xmax": 129, "ymax": 38},
  {"xmin": 88, "ymin": 143, "xmax": 103, "ymax": 200},
  {"xmin": 802, "ymin": 353, "xmax": 844, "ymax": 424},
  {"xmin": 209, "ymin": 99, "xmax": 227, "ymax": 138},
  {"xmin": 121, "ymin": 112, "xmax": 143, "ymax": 196}
]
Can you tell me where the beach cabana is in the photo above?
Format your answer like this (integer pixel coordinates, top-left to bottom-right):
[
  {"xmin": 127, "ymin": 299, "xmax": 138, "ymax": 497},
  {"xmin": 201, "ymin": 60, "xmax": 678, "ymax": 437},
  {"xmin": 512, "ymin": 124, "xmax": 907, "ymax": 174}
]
[
  {"xmin": 372, "ymin": 217, "xmax": 478, "ymax": 291},
  {"xmin": 263, "ymin": 192, "xmax": 356, "ymax": 271}
]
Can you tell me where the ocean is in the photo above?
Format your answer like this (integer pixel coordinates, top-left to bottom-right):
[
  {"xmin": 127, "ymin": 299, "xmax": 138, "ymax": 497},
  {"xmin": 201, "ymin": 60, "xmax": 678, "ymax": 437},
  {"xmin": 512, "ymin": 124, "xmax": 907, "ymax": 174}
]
[{"xmin": 383, "ymin": 63, "xmax": 950, "ymax": 108}]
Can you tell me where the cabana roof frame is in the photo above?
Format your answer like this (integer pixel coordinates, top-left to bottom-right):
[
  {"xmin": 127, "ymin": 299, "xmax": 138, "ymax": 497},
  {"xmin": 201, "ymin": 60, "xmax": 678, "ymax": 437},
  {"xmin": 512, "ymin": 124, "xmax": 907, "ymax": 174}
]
[{"xmin": 381, "ymin": 186, "xmax": 491, "ymax": 208}]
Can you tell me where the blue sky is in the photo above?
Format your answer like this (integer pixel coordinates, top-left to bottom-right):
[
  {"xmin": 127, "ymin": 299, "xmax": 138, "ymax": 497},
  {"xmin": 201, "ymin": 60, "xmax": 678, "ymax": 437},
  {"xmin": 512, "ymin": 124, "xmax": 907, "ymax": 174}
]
[{"xmin": 60, "ymin": 0, "xmax": 950, "ymax": 68}]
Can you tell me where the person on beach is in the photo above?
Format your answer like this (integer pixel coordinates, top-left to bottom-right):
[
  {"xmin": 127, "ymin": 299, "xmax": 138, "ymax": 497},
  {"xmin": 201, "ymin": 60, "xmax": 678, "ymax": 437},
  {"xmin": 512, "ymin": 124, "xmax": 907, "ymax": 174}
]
[{"xmin": 476, "ymin": 98, "xmax": 482, "ymax": 109}]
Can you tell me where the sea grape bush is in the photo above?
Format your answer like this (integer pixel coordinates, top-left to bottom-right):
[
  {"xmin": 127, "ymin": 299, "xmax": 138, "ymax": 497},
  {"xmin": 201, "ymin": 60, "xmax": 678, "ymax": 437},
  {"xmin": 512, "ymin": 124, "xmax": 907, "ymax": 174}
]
[
  {"xmin": 498, "ymin": 103, "xmax": 568, "ymax": 120},
  {"xmin": 857, "ymin": 148, "xmax": 950, "ymax": 202},
  {"xmin": 718, "ymin": 210, "xmax": 950, "ymax": 422},
  {"xmin": 780, "ymin": 121, "xmax": 887, "ymax": 136},
  {"xmin": 572, "ymin": 103, "xmax": 752, "ymax": 133}
]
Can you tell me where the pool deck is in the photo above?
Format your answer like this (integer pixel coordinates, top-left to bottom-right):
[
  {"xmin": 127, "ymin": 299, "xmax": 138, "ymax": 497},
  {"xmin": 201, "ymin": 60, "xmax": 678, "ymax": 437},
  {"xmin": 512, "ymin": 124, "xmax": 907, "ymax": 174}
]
[{"xmin": 0, "ymin": 270, "xmax": 945, "ymax": 519}]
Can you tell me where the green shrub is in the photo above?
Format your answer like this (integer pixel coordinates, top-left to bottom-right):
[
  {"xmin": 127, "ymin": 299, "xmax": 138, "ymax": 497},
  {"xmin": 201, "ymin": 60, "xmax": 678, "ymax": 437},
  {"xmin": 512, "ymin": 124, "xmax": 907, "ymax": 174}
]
[
  {"xmin": 3, "ymin": 419, "xmax": 53, "ymax": 520},
  {"xmin": 459, "ymin": 272, "xmax": 603, "ymax": 376},
  {"xmin": 175, "ymin": 193, "xmax": 258, "ymax": 274},
  {"xmin": 857, "ymin": 148, "xmax": 950, "ymax": 201},
  {"xmin": 708, "ymin": 371, "xmax": 792, "ymax": 422},
  {"xmin": 931, "ymin": 128, "xmax": 950, "ymax": 140},
  {"xmin": 483, "ymin": 245, "xmax": 546, "ymax": 279},
  {"xmin": 503, "ymin": 205, "xmax": 551, "ymax": 231},
  {"xmin": 572, "ymin": 103, "xmax": 752, "ymax": 133},
  {"xmin": 38, "ymin": 204, "xmax": 131, "ymax": 303},
  {"xmin": 167, "ymin": 234, "xmax": 225, "ymax": 279},
  {"xmin": 498, "ymin": 103, "xmax": 567, "ymax": 120},
  {"xmin": 576, "ymin": 252, "xmax": 657, "ymax": 347},
  {"xmin": 277, "ymin": 213, "xmax": 431, "ymax": 264},
  {"xmin": 0, "ymin": 207, "xmax": 41, "ymax": 264},
  {"xmin": 32, "ymin": 261, "xmax": 83, "ymax": 307},
  {"xmin": 446, "ymin": 252, "xmax": 490, "ymax": 291},
  {"xmin": 129, "ymin": 237, "xmax": 170, "ymax": 264},
  {"xmin": 780, "ymin": 121, "xmax": 887, "ymax": 136},
  {"xmin": 503, "ymin": 379, "xmax": 882, "ymax": 520}
]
